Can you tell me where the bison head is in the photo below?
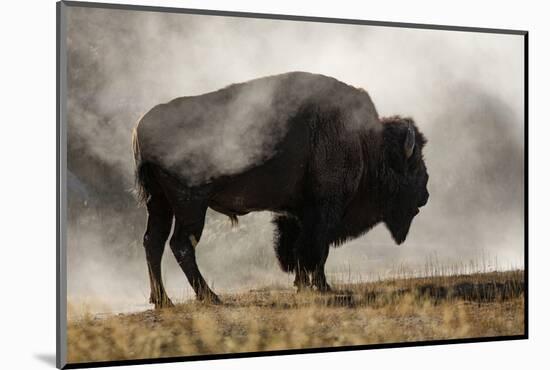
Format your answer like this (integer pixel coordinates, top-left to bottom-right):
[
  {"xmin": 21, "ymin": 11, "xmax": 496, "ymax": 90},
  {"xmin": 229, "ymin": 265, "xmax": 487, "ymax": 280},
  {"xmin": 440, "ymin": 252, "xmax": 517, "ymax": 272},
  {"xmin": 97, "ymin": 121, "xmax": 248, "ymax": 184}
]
[{"xmin": 380, "ymin": 116, "xmax": 429, "ymax": 244}]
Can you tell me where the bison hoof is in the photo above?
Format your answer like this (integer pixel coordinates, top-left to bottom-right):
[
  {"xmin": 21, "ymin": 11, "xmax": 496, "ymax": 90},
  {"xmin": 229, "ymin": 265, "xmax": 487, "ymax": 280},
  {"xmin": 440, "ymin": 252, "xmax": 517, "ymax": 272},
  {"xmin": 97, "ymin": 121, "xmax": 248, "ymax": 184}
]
[
  {"xmin": 198, "ymin": 292, "xmax": 221, "ymax": 304},
  {"xmin": 294, "ymin": 277, "xmax": 311, "ymax": 292},
  {"xmin": 152, "ymin": 297, "xmax": 174, "ymax": 309},
  {"xmin": 316, "ymin": 283, "xmax": 332, "ymax": 293},
  {"xmin": 296, "ymin": 284, "xmax": 312, "ymax": 293}
]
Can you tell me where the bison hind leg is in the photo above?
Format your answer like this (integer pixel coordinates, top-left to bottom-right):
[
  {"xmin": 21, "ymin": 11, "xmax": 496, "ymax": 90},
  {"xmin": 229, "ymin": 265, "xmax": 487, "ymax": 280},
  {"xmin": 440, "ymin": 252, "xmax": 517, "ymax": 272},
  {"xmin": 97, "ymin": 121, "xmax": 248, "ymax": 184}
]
[
  {"xmin": 273, "ymin": 215, "xmax": 301, "ymax": 273},
  {"xmin": 140, "ymin": 165, "xmax": 175, "ymax": 309}
]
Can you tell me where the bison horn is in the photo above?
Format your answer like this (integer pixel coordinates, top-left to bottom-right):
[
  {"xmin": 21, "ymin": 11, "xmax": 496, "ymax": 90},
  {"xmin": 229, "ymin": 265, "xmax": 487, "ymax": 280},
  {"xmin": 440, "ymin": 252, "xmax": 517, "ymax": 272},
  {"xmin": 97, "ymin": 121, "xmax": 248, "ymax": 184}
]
[{"xmin": 404, "ymin": 122, "xmax": 415, "ymax": 159}]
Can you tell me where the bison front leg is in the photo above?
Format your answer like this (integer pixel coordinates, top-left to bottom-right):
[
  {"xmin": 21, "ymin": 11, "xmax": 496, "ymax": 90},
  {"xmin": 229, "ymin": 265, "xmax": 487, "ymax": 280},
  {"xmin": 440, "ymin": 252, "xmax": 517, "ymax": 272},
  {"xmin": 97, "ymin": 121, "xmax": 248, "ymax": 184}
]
[
  {"xmin": 312, "ymin": 246, "xmax": 331, "ymax": 292},
  {"xmin": 294, "ymin": 268, "xmax": 311, "ymax": 291},
  {"xmin": 272, "ymin": 215, "xmax": 312, "ymax": 290},
  {"xmin": 295, "ymin": 202, "xmax": 339, "ymax": 293},
  {"xmin": 294, "ymin": 234, "xmax": 331, "ymax": 292}
]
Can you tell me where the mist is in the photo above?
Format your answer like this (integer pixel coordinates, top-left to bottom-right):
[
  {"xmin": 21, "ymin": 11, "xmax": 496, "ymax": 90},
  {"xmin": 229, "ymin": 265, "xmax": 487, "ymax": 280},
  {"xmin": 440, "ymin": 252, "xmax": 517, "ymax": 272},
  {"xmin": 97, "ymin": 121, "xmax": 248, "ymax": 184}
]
[{"xmin": 65, "ymin": 6, "xmax": 524, "ymax": 312}]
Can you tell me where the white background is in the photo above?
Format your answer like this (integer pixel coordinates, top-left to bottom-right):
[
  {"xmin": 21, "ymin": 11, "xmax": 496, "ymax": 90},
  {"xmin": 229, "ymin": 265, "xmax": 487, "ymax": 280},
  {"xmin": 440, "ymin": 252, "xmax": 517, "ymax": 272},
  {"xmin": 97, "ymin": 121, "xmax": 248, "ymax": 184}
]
[{"xmin": 0, "ymin": 0, "xmax": 546, "ymax": 369}]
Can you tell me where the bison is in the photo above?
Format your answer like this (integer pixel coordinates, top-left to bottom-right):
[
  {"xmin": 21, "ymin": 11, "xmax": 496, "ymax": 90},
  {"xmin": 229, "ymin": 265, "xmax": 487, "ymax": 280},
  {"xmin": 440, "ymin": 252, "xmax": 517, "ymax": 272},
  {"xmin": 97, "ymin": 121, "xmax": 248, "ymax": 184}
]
[{"xmin": 132, "ymin": 72, "xmax": 429, "ymax": 308}]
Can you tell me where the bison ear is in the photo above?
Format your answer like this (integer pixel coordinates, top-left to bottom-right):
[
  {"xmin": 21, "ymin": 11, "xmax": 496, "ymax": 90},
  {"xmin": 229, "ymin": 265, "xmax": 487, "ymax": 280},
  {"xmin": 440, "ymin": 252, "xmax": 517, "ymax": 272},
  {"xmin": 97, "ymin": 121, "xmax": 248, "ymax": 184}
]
[{"xmin": 404, "ymin": 122, "xmax": 415, "ymax": 159}]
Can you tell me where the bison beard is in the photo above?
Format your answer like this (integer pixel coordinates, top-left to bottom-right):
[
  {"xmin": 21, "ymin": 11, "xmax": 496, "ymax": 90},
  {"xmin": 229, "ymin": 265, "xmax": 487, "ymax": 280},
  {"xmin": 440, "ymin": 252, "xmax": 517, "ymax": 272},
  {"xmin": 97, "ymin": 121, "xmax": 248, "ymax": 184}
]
[{"xmin": 133, "ymin": 72, "xmax": 429, "ymax": 307}]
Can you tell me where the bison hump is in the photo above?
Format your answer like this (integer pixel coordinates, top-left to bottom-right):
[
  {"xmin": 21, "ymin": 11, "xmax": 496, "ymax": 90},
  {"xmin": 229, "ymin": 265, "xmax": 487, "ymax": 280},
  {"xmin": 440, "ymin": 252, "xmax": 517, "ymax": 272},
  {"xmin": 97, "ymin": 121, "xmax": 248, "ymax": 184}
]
[{"xmin": 136, "ymin": 72, "xmax": 378, "ymax": 186}]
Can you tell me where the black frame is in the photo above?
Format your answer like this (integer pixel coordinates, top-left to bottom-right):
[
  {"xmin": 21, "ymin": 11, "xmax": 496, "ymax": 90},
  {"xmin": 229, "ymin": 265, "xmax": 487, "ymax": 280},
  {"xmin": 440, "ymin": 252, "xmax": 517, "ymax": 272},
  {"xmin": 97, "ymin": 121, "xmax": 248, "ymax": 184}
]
[{"xmin": 56, "ymin": 1, "xmax": 529, "ymax": 368}]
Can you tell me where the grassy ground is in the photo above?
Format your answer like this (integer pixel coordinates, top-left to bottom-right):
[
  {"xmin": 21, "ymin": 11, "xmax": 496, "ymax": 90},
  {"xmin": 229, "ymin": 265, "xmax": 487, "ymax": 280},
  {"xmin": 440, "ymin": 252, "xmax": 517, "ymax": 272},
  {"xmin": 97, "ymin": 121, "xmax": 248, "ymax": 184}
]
[{"xmin": 67, "ymin": 270, "xmax": 524, "ymax": 364}]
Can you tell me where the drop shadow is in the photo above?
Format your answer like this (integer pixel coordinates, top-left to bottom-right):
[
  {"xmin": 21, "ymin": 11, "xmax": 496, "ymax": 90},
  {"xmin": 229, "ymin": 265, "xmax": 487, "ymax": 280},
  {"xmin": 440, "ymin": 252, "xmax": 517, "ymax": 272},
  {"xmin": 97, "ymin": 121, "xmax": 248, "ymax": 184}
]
[{"xmin": 34, "ymin": 353, "xmax": 57, "ymax": 367}]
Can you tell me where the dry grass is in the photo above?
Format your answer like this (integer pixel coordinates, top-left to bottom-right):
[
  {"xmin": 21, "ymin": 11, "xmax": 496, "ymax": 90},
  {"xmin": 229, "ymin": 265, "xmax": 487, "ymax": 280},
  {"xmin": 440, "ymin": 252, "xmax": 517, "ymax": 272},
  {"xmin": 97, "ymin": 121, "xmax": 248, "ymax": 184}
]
[{"xmin": 67, "ymin": 270, "xmax": 524, "ymax": 364}]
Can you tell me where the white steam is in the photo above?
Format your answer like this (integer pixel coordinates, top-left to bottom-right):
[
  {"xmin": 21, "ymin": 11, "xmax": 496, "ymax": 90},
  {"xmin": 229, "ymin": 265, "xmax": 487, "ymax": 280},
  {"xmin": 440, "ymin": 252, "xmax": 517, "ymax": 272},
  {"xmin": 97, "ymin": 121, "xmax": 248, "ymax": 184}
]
[{"xmin": 65, "ymin": 6, "xmax": 524, "ymax": 312}]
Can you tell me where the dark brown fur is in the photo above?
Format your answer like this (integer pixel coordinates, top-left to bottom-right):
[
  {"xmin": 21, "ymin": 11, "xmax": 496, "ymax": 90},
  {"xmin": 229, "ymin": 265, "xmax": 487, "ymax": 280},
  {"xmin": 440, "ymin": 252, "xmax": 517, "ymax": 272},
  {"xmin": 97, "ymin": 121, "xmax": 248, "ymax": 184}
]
[{"xmin": 133, "ymin": 72, "xmax": 429, "ymax": 307}]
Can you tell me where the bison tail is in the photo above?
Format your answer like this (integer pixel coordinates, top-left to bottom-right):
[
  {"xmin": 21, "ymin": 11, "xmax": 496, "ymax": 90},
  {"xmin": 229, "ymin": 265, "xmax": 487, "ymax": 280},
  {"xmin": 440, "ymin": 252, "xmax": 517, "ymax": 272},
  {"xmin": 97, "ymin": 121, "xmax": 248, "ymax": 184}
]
[
  {"xmin": 228, "ymin": 214, "xmax": 239, "ymax": 228},
  {"xmin": 273, "ymin": 215, "xmax": 301, "ymax": 273},
  {"xmin": 132, "ymin": 125, "xmax": 151, "ymax": 206}
]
